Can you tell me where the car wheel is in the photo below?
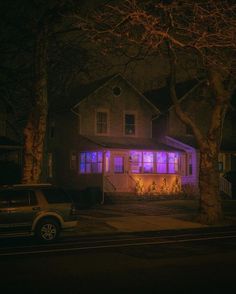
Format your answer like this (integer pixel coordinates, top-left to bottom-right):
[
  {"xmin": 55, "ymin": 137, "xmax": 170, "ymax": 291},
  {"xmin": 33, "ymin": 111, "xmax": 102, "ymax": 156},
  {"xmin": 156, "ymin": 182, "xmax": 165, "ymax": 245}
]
[{"xmin": 36, "ymin": 218, "xmax": 60, "ymax": 242}]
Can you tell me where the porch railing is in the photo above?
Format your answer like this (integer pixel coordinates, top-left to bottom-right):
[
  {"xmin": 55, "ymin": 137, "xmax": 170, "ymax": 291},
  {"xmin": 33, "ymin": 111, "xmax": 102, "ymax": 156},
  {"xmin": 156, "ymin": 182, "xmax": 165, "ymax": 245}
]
[{"xmin": 220, "ymin": 176, "xmax": 232, "ymax": 198}]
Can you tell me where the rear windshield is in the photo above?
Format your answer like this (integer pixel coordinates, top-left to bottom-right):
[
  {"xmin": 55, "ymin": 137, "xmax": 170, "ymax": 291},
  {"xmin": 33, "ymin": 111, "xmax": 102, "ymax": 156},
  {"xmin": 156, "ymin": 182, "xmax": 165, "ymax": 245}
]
[{"xmin": 42, "ymin": 188, "xmax": 72, "ymax": 204}]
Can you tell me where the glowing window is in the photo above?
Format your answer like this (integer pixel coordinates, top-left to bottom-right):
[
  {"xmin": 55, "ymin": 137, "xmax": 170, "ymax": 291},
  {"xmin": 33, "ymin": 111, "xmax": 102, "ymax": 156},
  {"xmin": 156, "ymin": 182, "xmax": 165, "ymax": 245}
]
[
  {"xmin": 156, "ymin": 152, "xmax": 167, "ymax": 173},
  {"xmin": 168, "ymin": 152, "xmax": 178, "ymax": 174},
  {"xmin": 114, "ymin": 156, "xmax": 124, "ymax": 173},
  {"xmin": 130, "ymin": 151, "xmax": 142, "ymax": 173},
  {"xmin": 143, "ymin": 152, "xmax": 154, "ymax": 173},
  {"xmin": 80, "ymin": 151, "xmax": 103, "ymax": 174}
]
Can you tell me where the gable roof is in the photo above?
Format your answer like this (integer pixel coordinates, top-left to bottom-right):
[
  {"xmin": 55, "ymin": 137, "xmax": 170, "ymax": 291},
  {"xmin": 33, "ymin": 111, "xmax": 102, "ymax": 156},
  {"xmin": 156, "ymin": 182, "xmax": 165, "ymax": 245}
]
[{"xmin": 72, "ymin": 73, "xmax": 161, "ymax": 115}]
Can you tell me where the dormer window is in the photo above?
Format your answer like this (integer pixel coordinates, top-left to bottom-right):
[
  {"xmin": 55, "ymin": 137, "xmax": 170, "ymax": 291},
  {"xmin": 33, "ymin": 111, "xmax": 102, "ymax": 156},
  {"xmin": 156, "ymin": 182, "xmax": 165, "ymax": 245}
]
[
  {"xmin": 124, "ymin": 113, "xmax": 136, "ymax": 136},
  {"xmin": 96, "ymin": 111, "xmax": 108, "ymax": 134}
]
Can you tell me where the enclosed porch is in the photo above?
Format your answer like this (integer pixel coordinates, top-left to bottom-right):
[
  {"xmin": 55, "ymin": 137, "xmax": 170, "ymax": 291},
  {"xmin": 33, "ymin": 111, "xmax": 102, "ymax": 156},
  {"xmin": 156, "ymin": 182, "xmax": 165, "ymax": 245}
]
[{"xmin": 78, "ymin": 147, "xmax": 183, "ymax": 196}]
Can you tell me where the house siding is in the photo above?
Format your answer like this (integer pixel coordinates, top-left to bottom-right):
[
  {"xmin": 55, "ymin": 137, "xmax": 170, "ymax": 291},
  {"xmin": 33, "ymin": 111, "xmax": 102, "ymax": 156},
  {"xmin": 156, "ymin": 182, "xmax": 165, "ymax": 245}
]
[{"xmin": 77, "ymin": 76, "xmax": 155, "ymax": 138}]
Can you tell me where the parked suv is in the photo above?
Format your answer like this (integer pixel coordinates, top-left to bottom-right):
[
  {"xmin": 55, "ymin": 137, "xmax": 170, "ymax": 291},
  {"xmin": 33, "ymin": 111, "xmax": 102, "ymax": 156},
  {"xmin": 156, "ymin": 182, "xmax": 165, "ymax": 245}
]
[{"xmin": 0, "ymin": 184, "xmax": 78, "ymax": 242}]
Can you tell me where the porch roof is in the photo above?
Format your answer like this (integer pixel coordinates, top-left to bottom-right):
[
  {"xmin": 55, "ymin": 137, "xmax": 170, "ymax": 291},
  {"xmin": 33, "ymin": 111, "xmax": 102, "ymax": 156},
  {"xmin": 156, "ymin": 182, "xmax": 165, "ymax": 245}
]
[
  {"xmin": 170, "ymin": 135, "xmax": 236, "ymax": 152},
  {"xmin": 82, "ymin": 135, "xmax": 182, "ymax": 152}
]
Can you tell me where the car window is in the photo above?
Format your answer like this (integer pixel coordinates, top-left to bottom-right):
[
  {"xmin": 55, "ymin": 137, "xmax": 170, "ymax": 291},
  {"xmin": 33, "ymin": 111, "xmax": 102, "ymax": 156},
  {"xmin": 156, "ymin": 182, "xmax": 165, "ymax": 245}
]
[
  {"xmin": 0, "ymin": 192, "xmax": 10, "ymax": 208},
  {"xmin": 42, "ymin": 188, "xmax": 72, "ymax": 204},
  {"xmin": 9, "ymin": 190, "xmax": 30, "ymax": 207},
  {"xmin": 29, "ymin": 191, "xmax": 38, "ymax": 206}
]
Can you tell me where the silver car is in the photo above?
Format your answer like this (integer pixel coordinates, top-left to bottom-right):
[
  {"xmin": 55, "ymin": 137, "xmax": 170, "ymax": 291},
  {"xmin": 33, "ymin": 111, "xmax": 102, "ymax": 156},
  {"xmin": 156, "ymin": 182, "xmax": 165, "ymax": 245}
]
[{"xmin": 0, "ymin": 184, "xmax": 78, "ymax": 242}]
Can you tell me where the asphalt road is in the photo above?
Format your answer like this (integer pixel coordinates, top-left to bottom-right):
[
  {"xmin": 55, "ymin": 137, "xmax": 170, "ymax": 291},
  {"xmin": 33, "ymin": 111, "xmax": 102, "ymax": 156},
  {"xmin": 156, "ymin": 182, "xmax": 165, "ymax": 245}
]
[{"xmin": 1, "ymin": 228, "xmax": 236, "ymax": 294}]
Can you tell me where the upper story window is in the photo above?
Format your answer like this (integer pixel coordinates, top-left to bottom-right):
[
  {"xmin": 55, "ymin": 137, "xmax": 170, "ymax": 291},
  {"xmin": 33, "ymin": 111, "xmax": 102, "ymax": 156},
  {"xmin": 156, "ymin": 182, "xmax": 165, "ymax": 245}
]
[
  {"xmin": 96, "ymin": 111, "xmax": 108, "ymax": 135},
  {"xmin": 124, "ymin": 113, "xmax": 136, "ymax": 136}
]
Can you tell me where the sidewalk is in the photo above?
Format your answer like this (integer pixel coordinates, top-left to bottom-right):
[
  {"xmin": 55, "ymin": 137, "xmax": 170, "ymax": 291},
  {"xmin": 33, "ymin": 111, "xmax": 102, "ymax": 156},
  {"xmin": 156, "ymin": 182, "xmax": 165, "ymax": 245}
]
[{"xmin": 70, "ymin": 200, "xmax": 236, "ymax": 236}]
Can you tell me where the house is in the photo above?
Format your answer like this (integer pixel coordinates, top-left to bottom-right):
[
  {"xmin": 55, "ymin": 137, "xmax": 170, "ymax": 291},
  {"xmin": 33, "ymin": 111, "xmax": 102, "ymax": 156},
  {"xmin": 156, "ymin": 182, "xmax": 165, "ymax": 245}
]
[
  {"xmin": 0, "ymin": 97, "xmax": 22, "ymax": 184},
  {"xmin": 46, "ymin": 74, "xmax": 184, "ymax": 197},
  {"xmin": 146, "ymin": 80, "xmax": 236, "ymax": 197}
]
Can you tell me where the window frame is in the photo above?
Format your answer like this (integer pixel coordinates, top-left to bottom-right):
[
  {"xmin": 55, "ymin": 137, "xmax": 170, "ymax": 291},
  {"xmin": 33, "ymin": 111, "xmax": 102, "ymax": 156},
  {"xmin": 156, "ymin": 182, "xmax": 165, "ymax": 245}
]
[
  {"xmin": 79, "ymin": 151, "xmax": 103, "ymax": 174},
  {"xmin": 124, "ymin": 111, "xmax": 137, "ymax": 136},
  {"xmin": 95, "ymin": 109, "xmax": 109, "ymax": 135}
]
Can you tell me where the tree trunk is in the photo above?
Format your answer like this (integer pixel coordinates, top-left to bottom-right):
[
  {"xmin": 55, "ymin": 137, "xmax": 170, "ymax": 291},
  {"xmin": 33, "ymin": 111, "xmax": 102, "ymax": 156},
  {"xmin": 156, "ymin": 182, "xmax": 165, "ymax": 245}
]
[
  {"xmin": 22, "ymin": 24, "xmax": 48, "ymax": 184},
  {"xmin": 198, "ymin": 146, "xmax": 223, "ymax": 224}
]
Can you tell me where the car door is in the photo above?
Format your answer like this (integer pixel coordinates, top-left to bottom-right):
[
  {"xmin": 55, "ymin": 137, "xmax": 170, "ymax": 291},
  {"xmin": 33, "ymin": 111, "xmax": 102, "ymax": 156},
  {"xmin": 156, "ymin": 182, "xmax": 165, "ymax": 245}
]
[{"xmin": 7, "ymin": 189, "xmax": 39, "ymax": 232}]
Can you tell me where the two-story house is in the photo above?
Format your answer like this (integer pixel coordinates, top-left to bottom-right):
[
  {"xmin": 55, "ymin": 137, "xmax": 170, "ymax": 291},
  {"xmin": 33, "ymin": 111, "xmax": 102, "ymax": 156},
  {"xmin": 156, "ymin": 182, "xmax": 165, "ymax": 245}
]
[{"xmin": 47, "ymin": 74, "xmax": 183, "ymax": 197}]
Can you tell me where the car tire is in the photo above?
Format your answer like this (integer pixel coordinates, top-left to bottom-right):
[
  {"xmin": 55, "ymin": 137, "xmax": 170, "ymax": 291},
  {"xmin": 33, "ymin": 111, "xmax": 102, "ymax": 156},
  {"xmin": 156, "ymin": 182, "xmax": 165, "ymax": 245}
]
[{"xmin": 36, "ymin": 218, "xmax": 60, "ymax": 242}]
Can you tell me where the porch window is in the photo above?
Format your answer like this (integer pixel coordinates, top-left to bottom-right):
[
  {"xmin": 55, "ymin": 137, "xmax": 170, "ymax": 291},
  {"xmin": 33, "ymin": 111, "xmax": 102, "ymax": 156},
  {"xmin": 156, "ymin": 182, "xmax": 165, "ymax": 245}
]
[
  {"xmin": 114, "ymin": 156, "xmax": 124, "ymax": 173},
  {"xmin": 125, "ymin": 113, "xmax": 135, "ymax": 135},
  {"xmin": 168, "ymin": 152, "xmax": 179, "ymax": 174},
  {"xmin": 156, "ymin": 152, "xmax": 167, "ymax": 173},
  {"xmin": 143, "ymin": 152, "xmax": 154, "ymax": 173},
  {"xmin": 130, "ymin": 151, "xmax": 142, "ymax": 173},
  {"xmin": 96, "ymin": 111, "xmax": 108, "ymax": 134},
  {"xmin": 79, "ymin": 151, "xmax": 103, "ymax": 174},
  {"xmin": 130, "ymin": 151, "xmax": 179, "ymax": 174}
]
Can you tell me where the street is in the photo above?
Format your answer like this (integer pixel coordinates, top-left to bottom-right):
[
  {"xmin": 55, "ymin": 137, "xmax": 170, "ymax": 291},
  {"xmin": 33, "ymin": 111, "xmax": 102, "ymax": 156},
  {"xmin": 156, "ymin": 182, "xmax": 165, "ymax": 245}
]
[{"xmin": 1, "ymin": 228, "xmax": 236, "ymax": 293}]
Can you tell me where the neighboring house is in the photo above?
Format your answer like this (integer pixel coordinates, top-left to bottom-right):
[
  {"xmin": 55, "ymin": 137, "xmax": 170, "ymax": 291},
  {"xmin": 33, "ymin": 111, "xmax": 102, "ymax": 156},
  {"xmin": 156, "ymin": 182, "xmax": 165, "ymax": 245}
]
[
  {"xmin": 146, "ymin": 81, "xmax": 236, "ymax": 197},
  {"xmin": 0, "ymin": 98, "xmax": 22, "ymax": 184},
  {"xmin": 46, "ymin": 74, "xmax": 184, "ymax": 196}
]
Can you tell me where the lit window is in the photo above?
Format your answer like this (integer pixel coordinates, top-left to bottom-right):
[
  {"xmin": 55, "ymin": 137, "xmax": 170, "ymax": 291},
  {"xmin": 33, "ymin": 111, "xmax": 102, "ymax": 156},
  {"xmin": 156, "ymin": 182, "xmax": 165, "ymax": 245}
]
[
  {"xmin": 130, "ymin": 151, "xmax": 142, "ymax": 173},
  {"xmin": 168, "ymin": 153, "xmax": 179, "ymax": 174},
  {"xmin": 143, "ymin": 152, "xmax": 154, "ymax": 173},
  {"xmin": 125, "ymin": 114, "xmax": 135, "ymax": 135},
  {"xmin": 96, "ymin": 112, "xmax": 108, "ymax": 134},
  {"xmin": 156, "ymin": 152, "xmax": 167, "ymax": 173},
  {"xmin": 79, "ymin": 151, "xmax": 103, "ymax": 174},
  {"xmin": 114, "ymin": 156, "xmax": 124, "ymax": 173}
]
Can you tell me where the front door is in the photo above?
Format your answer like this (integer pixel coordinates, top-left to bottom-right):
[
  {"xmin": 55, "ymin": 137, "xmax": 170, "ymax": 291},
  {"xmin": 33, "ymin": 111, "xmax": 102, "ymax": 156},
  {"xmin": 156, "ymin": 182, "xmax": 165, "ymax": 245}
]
[{"xmin": 111, "ymin": 153, "xmax": 128, "ymax": 192}]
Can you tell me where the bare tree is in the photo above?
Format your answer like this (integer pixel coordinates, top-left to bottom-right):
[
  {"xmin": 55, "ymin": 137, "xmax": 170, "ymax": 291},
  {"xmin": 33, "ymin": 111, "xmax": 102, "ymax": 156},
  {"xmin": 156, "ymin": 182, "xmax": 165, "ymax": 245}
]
[
  {"xmin": 1, "ymin": 0, "xmax": 91, "ymax": 184},
  {"xmin": 72, "ymin": 0, "xmax": 236, "ymax": 224}
]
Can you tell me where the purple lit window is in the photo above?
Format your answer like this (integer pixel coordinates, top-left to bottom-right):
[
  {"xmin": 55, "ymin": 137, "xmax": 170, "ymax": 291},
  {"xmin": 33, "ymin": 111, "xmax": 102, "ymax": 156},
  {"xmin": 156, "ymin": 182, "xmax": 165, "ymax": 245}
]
[
  {"xmin": 130, "ymin": 151, "xmax": 142, "ymax": 173},
  {"xmin": 156, "ymin": 152, "xmax": 167, "ymax": 173},
  {"xmin": 80, "ymin": 151, "xmax": 103, "ymax": 174},
  {"xmin": 143, "ymin": 152, "xmax": 154, "ymax": 173},
  {"xmin": 114, "ymin": 156, "xmax": 124, "ymax": 173},
  {"xmin": 168, "ymin": 153, "xmax": 178, "ymax": 174}
]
